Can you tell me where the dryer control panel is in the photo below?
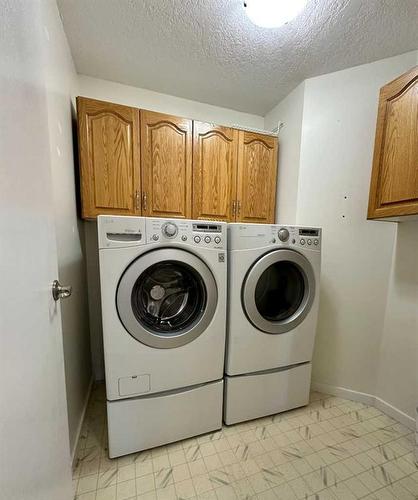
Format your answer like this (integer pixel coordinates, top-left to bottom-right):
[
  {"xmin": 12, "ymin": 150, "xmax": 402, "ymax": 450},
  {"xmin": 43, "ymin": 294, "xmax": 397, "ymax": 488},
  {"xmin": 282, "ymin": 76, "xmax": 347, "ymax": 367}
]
[{"xmin": 228, "ymin": 223, "xmax": 321, "ymax": 252}]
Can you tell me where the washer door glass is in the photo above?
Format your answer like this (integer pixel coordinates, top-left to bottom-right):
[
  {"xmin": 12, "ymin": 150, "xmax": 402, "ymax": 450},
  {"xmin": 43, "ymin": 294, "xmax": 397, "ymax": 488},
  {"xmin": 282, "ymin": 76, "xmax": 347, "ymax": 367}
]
[
  {"xmin": 131, "ymin": 261, "xmax": 205, "ymax": 334},
  {"xmin": 242, "ymin": 249, "xmax": 315, "ymax": 334},
  {"xmin": 117, "ymin": 249, "xmax": 218, "ymax": 348}
]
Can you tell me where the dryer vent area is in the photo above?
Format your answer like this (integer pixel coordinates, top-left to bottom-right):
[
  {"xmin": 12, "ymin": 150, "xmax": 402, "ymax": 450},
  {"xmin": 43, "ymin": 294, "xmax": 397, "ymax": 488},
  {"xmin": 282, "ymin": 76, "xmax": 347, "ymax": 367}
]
[{"xmin": 73, "ymin": 383, "xmax": 417, "ymax": 500}]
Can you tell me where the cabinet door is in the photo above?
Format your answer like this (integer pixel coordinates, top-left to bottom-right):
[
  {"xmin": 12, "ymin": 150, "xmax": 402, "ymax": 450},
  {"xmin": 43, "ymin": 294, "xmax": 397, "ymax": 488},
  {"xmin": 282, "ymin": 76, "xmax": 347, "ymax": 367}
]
[
  {"xmin": 141, "ymin": 111, "xmax": 192, "ymax": 218},
  {"xmin": 368, "ymin": 66, "xmax": 418, "ymax": 219},
  {"xmin": 77, "ymin": 97, "xmax": 140, "ymax": 219},
  {"xmin": 236, "ymin": 131, "xmax": 278, "ymax": 223},
  {"xmin": 192, "ymin": 122, "xmax": 238, "ymax": 221}
]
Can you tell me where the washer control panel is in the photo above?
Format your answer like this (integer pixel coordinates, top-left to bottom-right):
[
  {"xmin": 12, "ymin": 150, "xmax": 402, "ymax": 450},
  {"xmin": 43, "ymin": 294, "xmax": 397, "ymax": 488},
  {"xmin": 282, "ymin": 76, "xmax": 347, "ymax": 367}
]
[
  {"xmin": 162, "ymin": 222, "xmax": 178, "ymax": 238},
  {"xmin": 146, "ymin": 218, "xmax": 225, "ymax": 249}
]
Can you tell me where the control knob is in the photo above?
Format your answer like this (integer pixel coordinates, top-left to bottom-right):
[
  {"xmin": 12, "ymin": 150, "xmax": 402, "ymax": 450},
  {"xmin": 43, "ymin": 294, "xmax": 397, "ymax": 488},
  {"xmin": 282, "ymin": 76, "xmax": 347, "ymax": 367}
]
[
  {"xmin": 278, "ymin": 228, "xmax": 290, "ymax": 242},
  {"xmin": 162, "ymin": 222, "xmax": 178, "ymax": 238}
]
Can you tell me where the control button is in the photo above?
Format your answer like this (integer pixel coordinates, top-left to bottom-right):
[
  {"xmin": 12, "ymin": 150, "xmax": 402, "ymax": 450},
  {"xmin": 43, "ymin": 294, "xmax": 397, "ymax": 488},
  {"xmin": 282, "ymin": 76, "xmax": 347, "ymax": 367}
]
[
  {"xmin": 214, "ymin": 236, "xmax": 221, "ymax": 244},
  {"xmin": 204, "ymin": 236, "xmax": 211, "ymax": 243},
  {"xmin": 278, "ymin": 228, "xmax": 290, "ymax": 242},
  {"xmin": 181, "ymin": 235, "xmax": 187, "ymax": 241},
  {"xmin": 152, "ymin": 234, "xmax": 159, "ymax": 241},
  {"xmin": 292, "ymin": 239, "xmax": 296, "ymax": 244},
  {"xmin": 300, "ymin": 238, "xmax": 305, "ymax": 245},
  {"xmin": 193, "ymin": 236, "xmax": 201, "ymax": 243},
  {"xmin": 307, "ymin": 239, "xmax": 312, "ymax": 245},
  {"xmin": 272, "ymin": 238, "xmax": 276, "ymax": 244},
  {"xmin": 162, "ymin": 222, "xmax": 178, "ymax": 238},
  {"xmin": 314, "ymin": 239, "xmax": 319, "ymax": 245}
]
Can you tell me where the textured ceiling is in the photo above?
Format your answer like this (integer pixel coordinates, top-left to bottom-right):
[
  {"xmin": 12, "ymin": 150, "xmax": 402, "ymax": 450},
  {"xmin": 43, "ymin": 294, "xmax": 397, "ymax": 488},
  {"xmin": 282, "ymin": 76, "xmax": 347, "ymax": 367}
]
[{"xmin": 57, "ymin": 0, "xmax": 418, "ymax": 115}]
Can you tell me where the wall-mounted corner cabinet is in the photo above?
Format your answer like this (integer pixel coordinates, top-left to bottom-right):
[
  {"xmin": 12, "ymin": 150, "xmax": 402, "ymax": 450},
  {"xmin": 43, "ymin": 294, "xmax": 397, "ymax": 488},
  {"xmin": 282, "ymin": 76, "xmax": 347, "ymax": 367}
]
[
  {"xmin": 77, "ymin": 97, "xmax": 279, "ymax": 223},
  {"xmin": 368, "ymin": 66, "xmax": 418, "ymax": 220}
]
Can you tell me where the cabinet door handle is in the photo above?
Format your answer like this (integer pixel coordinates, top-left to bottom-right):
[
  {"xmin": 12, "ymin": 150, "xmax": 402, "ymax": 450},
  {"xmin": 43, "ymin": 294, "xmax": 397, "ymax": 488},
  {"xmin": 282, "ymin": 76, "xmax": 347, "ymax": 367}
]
[
  {"xmin": 142, "ymin": 192, "xmax": 147, "ymax": 212},
  {"xmin": 232, "ymin": 200, "xmax": 236, "ymax": 217},
  {"xmin": 135, "ymin": 190, "xmax": 140, "ymax": 210},
  {"xmin": 237, "ymin": 200, "xmax": 241, "ymax": 217}
]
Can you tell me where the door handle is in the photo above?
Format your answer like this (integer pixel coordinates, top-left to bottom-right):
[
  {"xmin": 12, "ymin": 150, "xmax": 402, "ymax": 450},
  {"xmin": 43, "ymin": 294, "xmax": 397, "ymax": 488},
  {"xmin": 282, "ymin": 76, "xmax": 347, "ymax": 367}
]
[
  {"xmin": 135, "ymin": 190, "xmax": 140, "ymax": 210},
  {"xmin": 52, "ymin": 280, "xmax": 72, "ymax": 301}
]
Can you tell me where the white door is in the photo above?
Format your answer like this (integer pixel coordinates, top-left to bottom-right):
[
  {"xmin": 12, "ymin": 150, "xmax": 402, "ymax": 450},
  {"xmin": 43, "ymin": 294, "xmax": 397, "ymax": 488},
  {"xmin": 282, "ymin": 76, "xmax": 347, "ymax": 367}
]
[{"xmin": 0, "ymin": 2, "xmax": 73, "ymax": 500}]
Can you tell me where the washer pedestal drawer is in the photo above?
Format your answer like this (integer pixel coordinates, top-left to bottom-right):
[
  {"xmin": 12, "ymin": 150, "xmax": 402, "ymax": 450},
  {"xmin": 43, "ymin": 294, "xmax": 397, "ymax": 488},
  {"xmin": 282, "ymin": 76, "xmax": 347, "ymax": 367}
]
[
  {"xmin": 107, "ymin": 380, "xmax": 223, "ymax": 458},
  {"xmin": 224, "ymin": 363, "xmax": 311, "ymax": 425}
]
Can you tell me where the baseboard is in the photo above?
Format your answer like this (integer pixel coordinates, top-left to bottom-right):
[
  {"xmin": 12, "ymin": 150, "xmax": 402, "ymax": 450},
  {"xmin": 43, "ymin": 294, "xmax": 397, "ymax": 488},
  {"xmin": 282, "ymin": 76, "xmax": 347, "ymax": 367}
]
[
  {"xmin": 71, "ymin": 376, "xmax": 94, "ymax": 466},
  {"xmin": 374, "ymin": 396, "xmax": 415, "ymax": 430},
  {"xmin": 311, "ymin": 381, "xmax": 415, "ymax": 430}
]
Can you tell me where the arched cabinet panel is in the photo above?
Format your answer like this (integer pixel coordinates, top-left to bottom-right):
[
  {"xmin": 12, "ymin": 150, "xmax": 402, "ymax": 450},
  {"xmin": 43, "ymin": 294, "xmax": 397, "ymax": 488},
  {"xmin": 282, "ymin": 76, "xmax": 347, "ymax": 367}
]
[
  {"xmin": 192, "ymin": 122, "xmax": 239, "ymax": 221},
  {"xmin": 236, "ymin": 131, "xmax": 278, "ymax": 223},
  {"xmin": 77, "ymin": 97, "xmax": 140, "ymax": 219},
  {"xmin": 141, "ymin": 111, "xmax": 192, "ymax": 218},
  {"xmin": 368, "ymin": 66, "xmax": 418, "ymax": 220}
]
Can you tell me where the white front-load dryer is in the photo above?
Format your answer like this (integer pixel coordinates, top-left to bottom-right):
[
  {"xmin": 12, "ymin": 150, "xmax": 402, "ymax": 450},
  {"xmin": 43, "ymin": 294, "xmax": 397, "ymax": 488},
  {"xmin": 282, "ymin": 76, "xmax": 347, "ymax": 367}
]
[
  {"xmin": 98, "ymin": 216, "xmax": 227, "ymax": 457},
  {"xmin": 224, "ymin": 223, "xmax": 321, "ymax": 424}
]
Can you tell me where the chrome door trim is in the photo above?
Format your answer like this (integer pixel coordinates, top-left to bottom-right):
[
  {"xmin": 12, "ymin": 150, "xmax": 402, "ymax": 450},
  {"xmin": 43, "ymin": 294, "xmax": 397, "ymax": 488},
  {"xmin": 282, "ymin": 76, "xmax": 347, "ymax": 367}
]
[
  {"xmin": 242, "ymin": 249, "xmax": 315, "ymax": 335},
  {"xmin": 117, "ymin": 248, "xmax": 218, "ymax": 348}
]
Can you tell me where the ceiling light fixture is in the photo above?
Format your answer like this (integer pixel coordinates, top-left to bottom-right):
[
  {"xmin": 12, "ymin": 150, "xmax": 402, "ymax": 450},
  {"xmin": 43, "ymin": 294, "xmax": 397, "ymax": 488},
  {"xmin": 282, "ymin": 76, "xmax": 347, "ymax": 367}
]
[{"xmin": 243, "ymin": 0, "xmax": 307, "ymax": 29}]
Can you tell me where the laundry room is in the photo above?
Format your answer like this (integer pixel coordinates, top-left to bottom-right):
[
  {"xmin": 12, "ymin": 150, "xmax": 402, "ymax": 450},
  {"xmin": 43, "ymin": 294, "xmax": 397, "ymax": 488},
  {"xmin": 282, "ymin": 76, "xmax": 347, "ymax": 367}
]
[{"xmin": 1, "ymin": 1, "xmax": 418, "ymax": 500}]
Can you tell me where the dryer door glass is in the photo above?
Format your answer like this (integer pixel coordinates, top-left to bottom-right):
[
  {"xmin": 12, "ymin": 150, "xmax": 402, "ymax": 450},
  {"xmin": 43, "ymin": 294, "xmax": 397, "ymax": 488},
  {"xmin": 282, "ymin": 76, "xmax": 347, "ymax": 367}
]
[
  {"xmin": 117, "ymin": 248, "xmax": 218, "ymax": 348},
  {"xmin": 242, "ymin": 249, "xmax": 315, "ymax": 334},
  {"xmin": 255, "ymin": 262, "xmax": 304, "ymax": 321}
]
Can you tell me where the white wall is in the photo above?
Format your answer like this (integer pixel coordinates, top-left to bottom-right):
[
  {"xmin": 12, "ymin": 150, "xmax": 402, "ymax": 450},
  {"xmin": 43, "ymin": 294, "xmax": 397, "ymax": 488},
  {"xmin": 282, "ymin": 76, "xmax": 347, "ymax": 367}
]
[
  {"xmin": 376, "ymin": 222, "xmax": 418, "ymax": 419},
  {"xmin": 78, "ymin": 75, "xmax": 265, "ymax": 129},
  {"xmin": 43, "ymin": 1, "xmax": 92, "ymax": 455},
  {"xmin": 78, "ymin": 75, "xmax": 264, "ymax": 380},
  {"xmin": 265, "ymin": 82, "xmax": 305, "ymax": 224},
  {"xmin": 267, "ymin": 50, "xmax": 418, "ymax": 420}
]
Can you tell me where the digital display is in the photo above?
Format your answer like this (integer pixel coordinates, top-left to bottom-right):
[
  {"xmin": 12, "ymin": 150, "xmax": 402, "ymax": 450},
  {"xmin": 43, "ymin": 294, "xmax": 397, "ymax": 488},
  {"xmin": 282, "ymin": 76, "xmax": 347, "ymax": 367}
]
[
  {"xmin": 299, "ymin": 229, "xmax": 319, "ymax": 236},
  {"xmin": 193, "ymin": 223, "xmax": 222, "ymax": 233}
]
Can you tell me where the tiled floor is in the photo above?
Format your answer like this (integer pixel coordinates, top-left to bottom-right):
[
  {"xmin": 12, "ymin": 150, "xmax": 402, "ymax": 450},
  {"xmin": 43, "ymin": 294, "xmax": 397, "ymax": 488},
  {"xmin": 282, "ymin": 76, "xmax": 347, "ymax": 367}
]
[{"xmin": 73, "ymin": 384, "xmax": 418, "ymax": 500}]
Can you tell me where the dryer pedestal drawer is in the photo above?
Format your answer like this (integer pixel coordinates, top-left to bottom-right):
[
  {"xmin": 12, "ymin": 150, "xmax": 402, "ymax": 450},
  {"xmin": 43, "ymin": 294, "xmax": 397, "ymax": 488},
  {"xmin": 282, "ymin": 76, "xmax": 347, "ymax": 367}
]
[
  {"xmin": 107, "ymin": 380, "xmax": 223, "ymax": 458},
  {"xmin": 224, "ymin": 363, "xmax": 311, "ymax": 425}
]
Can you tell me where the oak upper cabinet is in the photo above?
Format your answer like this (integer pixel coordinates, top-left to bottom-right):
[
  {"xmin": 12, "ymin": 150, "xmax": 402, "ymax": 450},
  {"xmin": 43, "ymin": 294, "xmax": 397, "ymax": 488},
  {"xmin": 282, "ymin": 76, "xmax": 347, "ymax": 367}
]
[
  {"xmin": 368, "ymin": 66, "xmax": 418, "ymax": 219},
  {"xmin": 192, "ymin": 122, "xmax": 239, "ymax": 221},
  {"xmin": 77, "ymin": 97, "xmax": 140, "ymax": 219},
  {"xmin": 236, "ymin": 131, "xmax": 278, "ymax": 223},
  {"xmin": 141, "ymin": 111, "xmax": 192, "ymax": 218}
]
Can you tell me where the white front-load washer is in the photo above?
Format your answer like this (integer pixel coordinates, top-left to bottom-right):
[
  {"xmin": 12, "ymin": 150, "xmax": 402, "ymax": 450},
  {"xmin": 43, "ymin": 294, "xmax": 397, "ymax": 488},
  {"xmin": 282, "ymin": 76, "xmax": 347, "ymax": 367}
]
[
  {"xmin": 224, "ymin": 223, "xmax": 321, "ymax": 425},
  {"xmin": 98, "ymin": 216, "xmax": 227, "ymax": 457}
]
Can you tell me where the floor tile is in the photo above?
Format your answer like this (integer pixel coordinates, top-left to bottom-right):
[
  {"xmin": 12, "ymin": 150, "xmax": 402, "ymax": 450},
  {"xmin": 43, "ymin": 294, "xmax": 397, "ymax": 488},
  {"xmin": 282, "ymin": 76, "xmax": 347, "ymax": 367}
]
[{"xmin": 73, "ymin": 384, "xmax": 417, "ymax": 500}]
